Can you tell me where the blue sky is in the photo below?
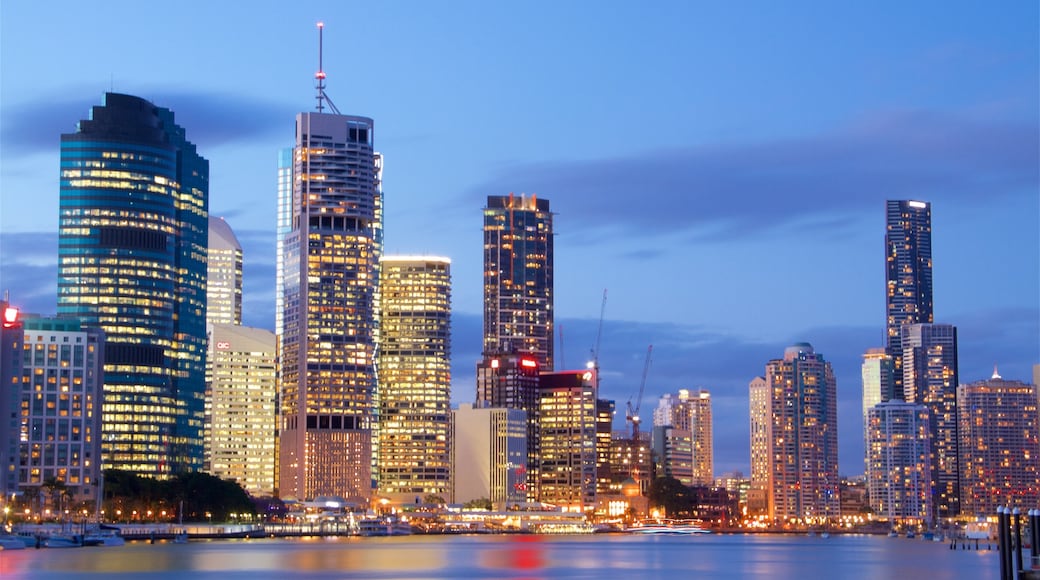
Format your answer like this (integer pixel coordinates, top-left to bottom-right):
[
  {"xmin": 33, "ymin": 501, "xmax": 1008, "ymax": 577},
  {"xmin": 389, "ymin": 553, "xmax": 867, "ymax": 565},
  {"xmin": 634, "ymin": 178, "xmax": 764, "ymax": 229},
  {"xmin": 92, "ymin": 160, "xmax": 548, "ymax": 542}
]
[{"xmin": 1, "ymin": 1, "xmax": 1037, "ymax": 476}]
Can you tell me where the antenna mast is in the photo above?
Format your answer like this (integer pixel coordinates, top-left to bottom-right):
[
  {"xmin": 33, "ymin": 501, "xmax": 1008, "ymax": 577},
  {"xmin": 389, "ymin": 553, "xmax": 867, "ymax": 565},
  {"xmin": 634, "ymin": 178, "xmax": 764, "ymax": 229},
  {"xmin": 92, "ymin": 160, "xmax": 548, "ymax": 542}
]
[{"xmin": 314, "ymin": 21, "xmax": 341, "ymax": 114}]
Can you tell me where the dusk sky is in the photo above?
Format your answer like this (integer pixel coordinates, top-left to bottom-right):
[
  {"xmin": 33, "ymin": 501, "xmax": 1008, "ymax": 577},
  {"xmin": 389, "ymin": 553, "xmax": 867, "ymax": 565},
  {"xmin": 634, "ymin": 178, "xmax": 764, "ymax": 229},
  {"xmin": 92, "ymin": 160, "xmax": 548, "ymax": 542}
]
[{"xmin": 1, "ymin": 1, "xmax": 1037, "ymax": 476}]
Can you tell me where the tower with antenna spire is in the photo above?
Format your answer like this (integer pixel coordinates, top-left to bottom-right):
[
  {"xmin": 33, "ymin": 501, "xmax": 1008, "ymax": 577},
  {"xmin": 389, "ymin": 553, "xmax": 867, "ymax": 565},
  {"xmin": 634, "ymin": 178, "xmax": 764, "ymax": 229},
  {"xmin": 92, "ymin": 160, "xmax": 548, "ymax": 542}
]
[{"xmin": 278, "ymin": 21, "xmax": 383, "ymax": 502}]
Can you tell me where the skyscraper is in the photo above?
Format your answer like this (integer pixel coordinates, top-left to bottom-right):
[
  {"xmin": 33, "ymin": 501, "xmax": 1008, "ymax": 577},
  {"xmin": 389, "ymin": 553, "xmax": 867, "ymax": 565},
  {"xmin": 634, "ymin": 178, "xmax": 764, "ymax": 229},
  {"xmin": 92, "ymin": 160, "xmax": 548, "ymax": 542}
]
[
  {"xmin": 58, "ymin": 93, "xmax": 208, "ymax": 476},
  {"xmin": 749, "ymin": 344, "xmax": 839, "ymax": 523},
  {"xmin": 957, "ymin": 372, "xmax": 1039, "ymax": 516},
  {"xmin": 278, "ymin": 104, "xmax": 383, "ymax": 501},
  {"xmin": 537, "ymin": 369, "xmax": 598, "ymax": 511},
  {"xmin": 206, "ymin": 217, "xmax": 243, "ymax": 326},
  {"xmin": 865, "ymin": 401, "xmax": 932, "ymax": 523},
  {"xmin": 475, "ymin": 352, "xmax": 541, "ymax": 499},
  {"xmin": 885, "ymin": 200, "xmax": 933, "ymax": 397},
  {"xmin": 450, "ymin": 404, "xmax": 528, "ymax": 507},
  {"xmin": 862, "ymin": 348, "xmax": 896, "ymax": 480},
  {"xmin": 483, "ymin": 194, "xmax": 553, "ymax": 369},
  {"xmin": 652, "ymin": 389, "xmax": 714, "ymax": 486},
  {"xmin": 901, "ymin": 323, "xmax": 959, "ymax": 519},
  {"xmin": 1, "ymin": 301, "xmax": 26, "ymax": 499},
  {"xmin": 206, "ymin": 323, "xmax": 277, "ymax": 497},
  {"xmin": 377, "ymin": 256, "xmax": 452, "ymax": 502}
]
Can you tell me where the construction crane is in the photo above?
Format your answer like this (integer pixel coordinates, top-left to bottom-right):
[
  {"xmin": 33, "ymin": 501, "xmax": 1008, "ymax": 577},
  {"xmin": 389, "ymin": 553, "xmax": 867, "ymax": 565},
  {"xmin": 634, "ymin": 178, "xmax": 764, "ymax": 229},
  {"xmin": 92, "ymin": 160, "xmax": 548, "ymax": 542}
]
[
  {"xmin": 589, "ymin": 289, "xmax": 607, "ymax": 377},
  {"xmin": 626, "ymin": 344, "xmax": 653, "ymax": 441}
]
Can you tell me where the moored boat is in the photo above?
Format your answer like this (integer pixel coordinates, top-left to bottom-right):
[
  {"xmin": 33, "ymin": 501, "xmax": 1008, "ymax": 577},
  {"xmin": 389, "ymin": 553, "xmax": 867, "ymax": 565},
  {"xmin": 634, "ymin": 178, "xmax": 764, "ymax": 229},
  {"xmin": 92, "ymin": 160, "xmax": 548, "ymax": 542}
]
[{"xmin": 0, "ymin": 535, "xmax": 26, "ymax": 550}]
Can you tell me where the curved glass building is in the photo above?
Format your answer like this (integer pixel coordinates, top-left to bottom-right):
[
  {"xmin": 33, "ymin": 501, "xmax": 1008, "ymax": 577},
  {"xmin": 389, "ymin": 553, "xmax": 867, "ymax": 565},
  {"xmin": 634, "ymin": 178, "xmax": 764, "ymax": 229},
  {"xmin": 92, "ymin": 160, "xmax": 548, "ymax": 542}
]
[{"xmin": 58, "ymin": 92, "xmax": 208, "ymax": 476}]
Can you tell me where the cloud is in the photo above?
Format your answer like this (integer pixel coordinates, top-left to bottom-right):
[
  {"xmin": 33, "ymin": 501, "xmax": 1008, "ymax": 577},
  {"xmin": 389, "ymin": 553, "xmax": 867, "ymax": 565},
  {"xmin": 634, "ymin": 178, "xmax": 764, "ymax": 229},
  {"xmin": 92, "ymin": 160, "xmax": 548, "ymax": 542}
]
[
  {"xmin": 0, "ymin": 89, "xmax": 295, "ymax": 156},
  {"xmin": 0, "ymin": 232, "xmax": 58, "ymax": 315},
  {"xmin": 469, "ymin": 110, "xmax": 1039, "ymax": 241}
]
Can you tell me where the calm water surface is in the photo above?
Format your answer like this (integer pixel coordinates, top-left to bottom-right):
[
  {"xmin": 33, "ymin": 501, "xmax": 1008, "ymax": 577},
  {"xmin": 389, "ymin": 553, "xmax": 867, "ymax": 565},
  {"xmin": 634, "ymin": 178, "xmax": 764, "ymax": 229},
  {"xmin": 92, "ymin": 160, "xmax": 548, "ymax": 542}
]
[{"xmin": 0, "ymin": 533, "xmax": 999, "ymax": 579}]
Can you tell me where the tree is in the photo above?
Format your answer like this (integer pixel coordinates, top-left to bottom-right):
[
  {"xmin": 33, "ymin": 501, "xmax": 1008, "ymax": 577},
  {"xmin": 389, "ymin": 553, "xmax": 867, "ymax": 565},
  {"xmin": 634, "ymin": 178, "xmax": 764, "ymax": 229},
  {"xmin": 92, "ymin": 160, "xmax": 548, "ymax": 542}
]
[
  {"xmin": 647, "ymin": 476, "xmax": 693, "ymax": 518},
  {"xmin": 462, "ymin": 498, "xmax": 492, "ymax": 510},
  {"xmin": 423, "ymin": 494, "xmax": 447, "ymax": 506}
]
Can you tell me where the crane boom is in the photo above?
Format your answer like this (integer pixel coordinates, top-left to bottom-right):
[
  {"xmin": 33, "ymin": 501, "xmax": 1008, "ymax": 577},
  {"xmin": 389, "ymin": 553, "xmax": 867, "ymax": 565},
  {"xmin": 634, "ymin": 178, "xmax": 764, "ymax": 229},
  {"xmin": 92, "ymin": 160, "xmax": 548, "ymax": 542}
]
[
  {"xmin": 591, "ymin": 289, "xmax": 607, "ymax": 372},
  {"xmin": 626, "ymin": 344, "xmax": 653, "ymax": 440}
]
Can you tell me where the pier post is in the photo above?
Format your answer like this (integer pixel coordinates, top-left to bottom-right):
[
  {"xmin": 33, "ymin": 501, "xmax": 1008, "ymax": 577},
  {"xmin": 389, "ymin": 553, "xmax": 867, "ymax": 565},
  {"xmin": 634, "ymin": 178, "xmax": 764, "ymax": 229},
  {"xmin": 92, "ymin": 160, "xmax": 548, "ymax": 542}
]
[
  {"xmin": 999, "ymin": 508, "xmax": 1010, "ymax": 580},
  {"xmin": 1015, "ymin": 508, "xmax": 1024, "ymax": 577},
  {"xmin": 1031, "ymin": 509, "xmax": 1039, "ymax": 570}
]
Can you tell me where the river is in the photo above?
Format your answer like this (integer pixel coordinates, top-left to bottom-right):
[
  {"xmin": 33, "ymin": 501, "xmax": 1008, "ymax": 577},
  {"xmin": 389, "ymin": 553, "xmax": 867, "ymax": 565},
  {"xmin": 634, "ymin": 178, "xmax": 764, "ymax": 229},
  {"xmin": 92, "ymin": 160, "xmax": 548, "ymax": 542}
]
[{"xmin": 0, "ymin": 533, "xmax": 1000, "ymax": 579}]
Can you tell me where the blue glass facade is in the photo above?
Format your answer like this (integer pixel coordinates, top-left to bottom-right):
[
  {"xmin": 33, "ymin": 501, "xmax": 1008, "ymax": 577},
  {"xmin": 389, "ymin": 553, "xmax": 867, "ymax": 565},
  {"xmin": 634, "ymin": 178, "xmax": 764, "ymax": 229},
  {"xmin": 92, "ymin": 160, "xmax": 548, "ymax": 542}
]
[{"xmin": 57, "ymin": 93, "xmax": 208, "ymax": 476}]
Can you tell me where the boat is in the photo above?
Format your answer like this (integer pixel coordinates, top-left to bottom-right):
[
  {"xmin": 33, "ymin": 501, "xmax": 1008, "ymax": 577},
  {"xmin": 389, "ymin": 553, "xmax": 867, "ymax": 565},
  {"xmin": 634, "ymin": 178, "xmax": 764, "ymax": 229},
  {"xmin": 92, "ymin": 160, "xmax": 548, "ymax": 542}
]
[
  {"xmin": 905, "ymin": 530, "xmax": 915, "ymax": 539},
  {"xmin": 887, "ymin": 530, "xmax": 899, "ymax": 538},
  {"xmin": 0, "ymin": 535, "xmax": 26, "ymax": 550},
  {"xmin": 625, "ymin": 524, "xmax": 710, "ymax": 535},
  {"xmin": 172, "ymin": 532, "xmax": 189, "ymax": 544},
  {"xmin": 42, "ymin": 534, "xmax": 83, "ymax": 548},
  {"xmin": 83, "ymin": 531, "xmax": 125, "ymax": 547},
  {"xmin": 358, "ymin": 517, "xmax": 413, "ymax": 536}
]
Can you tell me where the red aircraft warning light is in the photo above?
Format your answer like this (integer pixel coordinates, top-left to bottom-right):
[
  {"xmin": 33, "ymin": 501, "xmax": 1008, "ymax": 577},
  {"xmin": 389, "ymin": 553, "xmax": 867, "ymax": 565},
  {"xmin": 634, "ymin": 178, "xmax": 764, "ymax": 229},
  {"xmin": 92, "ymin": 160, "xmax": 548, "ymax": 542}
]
[{"xmin": 3, "ymin": 306, "xmax": 20, "ymax": 328}]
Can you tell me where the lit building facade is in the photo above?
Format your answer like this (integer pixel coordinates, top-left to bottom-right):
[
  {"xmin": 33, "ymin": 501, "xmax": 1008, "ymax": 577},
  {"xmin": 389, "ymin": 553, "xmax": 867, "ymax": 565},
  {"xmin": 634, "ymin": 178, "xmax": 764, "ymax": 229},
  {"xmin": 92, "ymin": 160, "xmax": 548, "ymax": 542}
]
[
  {"xmin": 652, "ymin": 425, "xmax": 693, "ymax": 484},
  {"xmin": 749, "ymin": 344, "xmax": 839, "ymax": 523},
  {"xmin": 206, "ymin": 323, "xmax": 277, "ymax": 497},
  {"xmin": 377, "ymin": 257, "xmax": 451, "ymax": 502},
  {"xmin": 482, "ymin": 194, "xmax": 553, "ymax": 370},
  {"xmin": 957, "ymin": 374, "xmax": 1040, "ymax": 516},
  {"xmin": 652, "ymin": 389, "xmax": 714, "ymax": 486},
  {"xmin": 862, "ymin": 348, "xmax": 896, "ymax": 480},
  {"xmin": 206, "ymin": 217, "xmax": 243, "ymax": 326},
  {"xmin": 595, "ymin": 399, "xmax": 615, "ymax": 496},
  {"xmin": 866, "ymin": 401, "xmax": 932, "ymax": 523},
  {"xmin": 279, "ymin": 111, "xmax": 383, "ymax": 502},
  {"xmin": 1, "ymin": 302, "xmax": 27, "ymax": 499},
  {"xmin": 608, "ymin": 431, "xmax": 653, "ymax": 495},
  {"xmin": 450, "ymin": 403, "xmax": 527, "ymax": 507},
  {"xmin": 58, "ymin": 93, "xmax": 208, "ymax": 476},
  {"xmin": 11, "ymin": 316, "xmax": 105, "ymax": 506},
  {"xmin": 475, "ymin": 352, "xmax": 541, "ymax": 499},
  {"xmin": 537, "ymin": 370, "xmax": 597, "ymax": 511},
  {"xmin": 901, "ymin": 322, "xmax": 959, "ymax": 519},
  {"xmin": 885, "ymin": 200, "xmax": 933, "ymax": 399}
]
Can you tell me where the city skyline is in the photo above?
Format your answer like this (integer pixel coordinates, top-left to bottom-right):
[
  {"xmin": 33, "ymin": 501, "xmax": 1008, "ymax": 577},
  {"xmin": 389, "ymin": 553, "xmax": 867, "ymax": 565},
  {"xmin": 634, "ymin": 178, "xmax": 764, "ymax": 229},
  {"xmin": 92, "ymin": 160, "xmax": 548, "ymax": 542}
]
[{"xmin": 1, "ymin": 2, "xmax": 1038, "ymax": 476}]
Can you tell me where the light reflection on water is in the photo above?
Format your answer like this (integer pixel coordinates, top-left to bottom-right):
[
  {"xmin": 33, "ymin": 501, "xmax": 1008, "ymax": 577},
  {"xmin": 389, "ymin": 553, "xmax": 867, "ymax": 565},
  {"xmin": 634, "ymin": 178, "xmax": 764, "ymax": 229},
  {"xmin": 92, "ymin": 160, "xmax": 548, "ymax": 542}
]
[{"xmin": 0, "ymin": 533, "xmax": 999, "ymax": 579}]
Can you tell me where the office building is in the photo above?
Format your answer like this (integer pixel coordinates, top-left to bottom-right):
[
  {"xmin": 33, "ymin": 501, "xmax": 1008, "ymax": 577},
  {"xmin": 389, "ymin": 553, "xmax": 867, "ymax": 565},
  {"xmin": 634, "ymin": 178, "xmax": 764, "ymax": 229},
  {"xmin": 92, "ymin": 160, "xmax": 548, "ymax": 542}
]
[
  {"xmin": 749, "ymin": 344, "xmax": 839, "ymax": 523},
  {"xmin": 652, "ymin": 389, "xmax": 714, "ymax": 486},
  {"xmin": 652, "ymin": 425, "xmax": 693, "ymax": 484},
  {"xmin": 537, "ymin": 370, "xmax": 597, "ymax": 511},
  {"xmin": 278, "ymin": 105, "xmax": 383, "ymax": 501},
  {"xmin": 450, "ymin": 403, "xmax": 527, "ymax": 507},
  {"xmin": 608, "ymin": 431, "xmax": 653, "ymax": 495},
  {"xmin": 482, "ymin": 194, "xmax": 553, "ymax": 369},
  {"xmin": 901, "ymin": 323, "xmax": 959, "ymax": 519},
  {"xmin": 58, "ymin": 93, "xmax": 208, "ymax": 476},
  {"xmin": 377, "ymin": 257, "xmax": 452, "ymax": 502},
  {"xmin": 595, "ymin": 399, "xmax": 615, "ymax": 496},
  {"xmin": 475, "ymin": 351, "xmax": 541, "ymax": 499},
  {"xmin": 885, "ymin": 200, "xmax": 933, "ymax": 398},
  {"xmin": 1, "ymin": 302, "xmax": 26, "ymax": 500},
  {"xmin": 275, "ymin": 147, "xmax": 293, "ymax": 339},
  {"xmin": 865, "ymin": 401, "xmax": 932, "ymax": 523},
  {"xmin": 957, "ymin": 372, "xmax": 1039, "ymax": 515},
  {"xmin": 206, "ymin": 217, "xmax": 243, "ymax": 326},
  {"xmin": 206, "ymin": 323, "xmax": 277, "ymax": 497}
]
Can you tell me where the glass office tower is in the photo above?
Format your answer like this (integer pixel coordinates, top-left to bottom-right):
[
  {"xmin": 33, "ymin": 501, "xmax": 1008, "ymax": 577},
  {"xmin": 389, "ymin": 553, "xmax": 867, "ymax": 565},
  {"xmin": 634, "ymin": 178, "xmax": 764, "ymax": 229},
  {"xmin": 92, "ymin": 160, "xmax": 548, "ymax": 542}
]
[
  {"xmin": 279, "ymin": 112, "xmax": 383, "ymax": 502},
  {"xmin": 206, "ymin": 216, "xmax": 243, "ymax": 326},
  {"xmin": 57, "ymin": 93, "xmax": 208, "ymax": 476},
  {"xmin": 483, "ymin": 194, "xmax": 554, "ymax": 370}
]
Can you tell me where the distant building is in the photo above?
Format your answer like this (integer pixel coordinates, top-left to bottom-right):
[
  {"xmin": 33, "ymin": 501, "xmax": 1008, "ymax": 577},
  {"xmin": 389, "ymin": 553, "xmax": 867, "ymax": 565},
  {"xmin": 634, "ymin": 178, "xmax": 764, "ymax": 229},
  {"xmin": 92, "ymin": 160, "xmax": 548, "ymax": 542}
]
[
  {"xmin": 862, "ymin": 348, "xmax": 897, "ymax": 493},
  {"xmin": 595, "ymin": 399, "xmax": 615, "ymax": 496},
  {"xmin": 608, "ymin": 431, "xmax": 653, "ymax": 496},
  {"xmin": 866, "ymin": 401, "xmax": 932, "ymax": 523},
  {"xmin": 537, "ymin": 370, "xmax": 597, "ymax": 511},
  {"xmin": 58, "ymin": 92, "xmax": 208, "ymax": 476},
  {"xmin": 450, "ymin": 404, "xmax": 527, "ymax": 508},
  {"xmin": 652, "ymin": 389, "xmax": 714, "ymax": 486},
  {"xmin": 205, "ymin": 323, "xmax": 277, "ymax": 497},
  {"xmin": 475, "ymin": 352, "xmax": 541, "ymax": 500},
  {"xmin": 749, "ymin": 343, "xmax": 839, "ymax": 523},
  {"xmin": 377, "ymin": 257, "xmax": 452, "ymax": 503},
  {"xmin": 482, "ymin": 194, "xmax": 553, "ymax": 370},
  {"xmin": 957, "ymin": 372, "xmax": 1040, "ymax": 516},
  {"xmin": 0, "ymin": 301, "xmax": 25, "ymax": 500},
  {"xmin": 885, "ymin": 200, "xmax": 933, "ymax": 398},
  {"xmin": 901, "ymin": 323, "xmax": 959, "ymax": 519},
  {"xmin": 14, "ymin": 315, "xmax": 105, "ymax": 507},
  {"xmin": 278, "ymin": 108, "xmax": 382, "ymax": 502},
  {"xmin": 206, "ymin": 217, "xmax": 243, "ymax": 326}
]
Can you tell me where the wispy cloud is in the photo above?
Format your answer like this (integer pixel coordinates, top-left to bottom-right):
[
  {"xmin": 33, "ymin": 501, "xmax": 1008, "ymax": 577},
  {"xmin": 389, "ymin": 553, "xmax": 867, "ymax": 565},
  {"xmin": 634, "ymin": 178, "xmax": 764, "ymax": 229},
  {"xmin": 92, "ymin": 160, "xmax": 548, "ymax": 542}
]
[
  {"xmin": 469, "ymin": 110, "xmax": 1039, "ymax": 241},
  {"xmin": 0, "ymin": 89, "xmax": 295, "ymax": 156}
]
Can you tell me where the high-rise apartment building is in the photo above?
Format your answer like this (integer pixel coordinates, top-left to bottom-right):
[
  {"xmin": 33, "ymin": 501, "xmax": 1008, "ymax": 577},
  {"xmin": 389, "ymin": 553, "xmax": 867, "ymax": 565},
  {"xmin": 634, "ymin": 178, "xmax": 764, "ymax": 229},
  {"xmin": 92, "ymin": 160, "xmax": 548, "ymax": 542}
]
[
  {"xmin": 537, "ymin": 370, "xmax": 597, "ymax": 511},
  {"xmin": 450, "ymin": 403, "xmax": 528, "ymax": 507},
  {"xmin": 58, "ymin": 93, "xmax": 208, "ymax": 476},
  {"xmin": 862, "ymin": 348, "xmax": 896, "ymax": 479},
  {"xmin": 749, "ymin": 344, "xmax": 839, "ymax": 523},
  {"xmin": 482, "ymin": 194, "xmax": 553, "ymax": 369},
  {"xmin": 885, "ymin": 200, "xmax": 933, "ymax": 398},
  {"xmin": 865, "ymin": 401, "xmax": 932, "ymax": 523},
  {"xmin": 206, "ymin": 323, "xmax": 277, "ymax": 497},
  {"xmin": 206, "ymin": 217, "xmax": 243, "ymax": 326},
  {"xmin": 901, "ymin": 323, "xmax": 959, "ymax": 519},
  {"xmin": 377, "ymin": 257, "xmax": 452, "ymax": 502},
  {"xmin": 652, "ymin": 389, "xmax": 714, "ymax": 486},
  {"xmin": 652, "ymin": 425, "xmax": 693, "ymax": 484},
  {"xmin": 957, "ymin": 372, "xmax": 1039, "ymax": 516},
  {"xmin": 278, "ymin": 108, "xmax": 383, "ymax": 502},
  {"xmin": 275, "ymin": 148, "xmax": 293, "ymax": 339}
]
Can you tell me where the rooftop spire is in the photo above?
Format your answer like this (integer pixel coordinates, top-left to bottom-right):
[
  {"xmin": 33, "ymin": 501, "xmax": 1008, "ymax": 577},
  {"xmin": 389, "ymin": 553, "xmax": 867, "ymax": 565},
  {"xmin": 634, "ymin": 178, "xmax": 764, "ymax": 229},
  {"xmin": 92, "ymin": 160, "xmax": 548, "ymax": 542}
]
[
  {"xmin": 314, "ymin": 21, "xmax": 340, "ymax": 114},
  {"xmin": 991, "ymin": 364, "xmax": 1002, "ymax": 380}
]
